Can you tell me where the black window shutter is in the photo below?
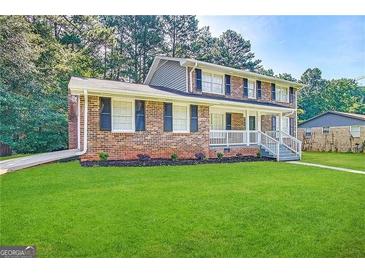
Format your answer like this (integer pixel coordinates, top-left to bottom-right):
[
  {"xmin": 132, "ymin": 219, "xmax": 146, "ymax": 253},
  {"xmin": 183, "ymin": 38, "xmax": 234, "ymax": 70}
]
[
  {"xmin": 164, "ymin": 103, "xmax": 173, "ymax": 132},
  {"xmin": 271, "ymin": 116, "xmax": 277, "ymax": 131},
  {"xmin": 290, "ymin": 117, "xmax": 295, "ymax": 136},
  {"xmin": 271, "ymin": 83, "xmax": 276, "ymax": 100},
  {"xmin": 256, "ymin": 80, "xmax": 262, "ymax": 99},
  {"xmin": 226, "ymin": 113, "xmax": 232, "ymax": 130},
  {"xmin": 190, "ymin": 105, "xmax": 198, "ymax": 132},
  {"xmin": 289, "ymin": 87, "xmax": 294, "ymax": 104},
  {"xmin": 243, "ymin": 78, "xmax": 248, "ymax": 97},
  {"xmin": 225, "ymin": 75, "xmax": 231, "ymax": 95},
  {"xmin": 195, "ymin": 69, "xmax": 202, "ymax": 91},
  {"xmin": 135, "ymin": 100, "xmax": 145, "ymax": 131},
  {"xmin": 99, "ymin": 97, "xmax": 111, "ymax": 131}
]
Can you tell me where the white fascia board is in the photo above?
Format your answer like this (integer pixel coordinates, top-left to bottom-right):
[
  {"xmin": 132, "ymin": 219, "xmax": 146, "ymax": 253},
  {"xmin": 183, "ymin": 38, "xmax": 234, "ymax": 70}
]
[{"xmin": 69, "ymin": 87, "xmax": 294, "ymax": 114}]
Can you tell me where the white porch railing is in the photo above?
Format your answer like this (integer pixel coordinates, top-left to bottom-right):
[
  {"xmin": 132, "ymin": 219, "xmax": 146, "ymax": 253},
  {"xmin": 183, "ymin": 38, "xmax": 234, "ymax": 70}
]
[
  {"xmin": 266, "ymin": 130, "xmax": 302, "ymax": 158},
  {"xmin": 209, "ymin": 129, "xmax": 302, "ymax": 160},
  {"xmin": 210, "ymin": 130, "xmax": 247, "ymax": 146}
]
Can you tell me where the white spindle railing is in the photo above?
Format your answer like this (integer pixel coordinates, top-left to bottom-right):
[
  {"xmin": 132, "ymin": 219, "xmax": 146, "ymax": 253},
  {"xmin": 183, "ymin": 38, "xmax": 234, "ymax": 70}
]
[
  {"xmin": 281, "ymin": 131, "xmax": 302, "ymax": 158},
  {"xmin": 209, "ymin": 129, "xmax": 301, "ymax": 161},
  {"xmin": 258, "ymin": 131, "xmax": 279, "ymax": 158},
  {"xmin": 209, "ymin": 130, "xmax": 247, "ymax": 146}
]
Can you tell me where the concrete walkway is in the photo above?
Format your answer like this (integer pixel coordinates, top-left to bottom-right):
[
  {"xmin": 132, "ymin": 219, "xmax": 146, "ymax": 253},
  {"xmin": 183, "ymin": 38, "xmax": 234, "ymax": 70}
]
[
  {"xmin": 288, "ymin": 161, "xmax": 365, "ymax": 175},
  {"xmin": 0, "ymin": 149, "xmax": 81, "ymax": 175}
]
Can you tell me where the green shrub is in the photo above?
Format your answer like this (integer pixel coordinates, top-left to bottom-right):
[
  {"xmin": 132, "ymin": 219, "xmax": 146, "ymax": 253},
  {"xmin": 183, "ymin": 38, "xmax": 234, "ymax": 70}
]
[
  {"xmin": 217, "ymin": 152, "xmax": 224, "ymax": 160},
  {"xmin": 98, "ymin": 151, "xmax": 109, "ymax": 161},
  {"xmin": 171, "ymin": 153, "xmax": 178, "ymax": 161}
]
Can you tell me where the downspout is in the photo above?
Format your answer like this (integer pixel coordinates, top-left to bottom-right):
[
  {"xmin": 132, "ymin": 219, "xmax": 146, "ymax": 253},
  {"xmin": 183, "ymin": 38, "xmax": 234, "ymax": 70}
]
[
  {"xmin": 189, "ymin": 60, "xmax": 198, "ymax": 92},
  {"xmin": 76, "ymin": 89, "xmax": 88, "ymax": 155}
]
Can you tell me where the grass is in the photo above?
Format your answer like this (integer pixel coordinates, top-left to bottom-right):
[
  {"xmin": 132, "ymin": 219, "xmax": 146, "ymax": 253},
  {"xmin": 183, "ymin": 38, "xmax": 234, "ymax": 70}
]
[
  {"xmin": 302, "ymin": 151, "xmax": 365, "ymax": 171},
  {"xmin": 0, "ymin": 154, "xmax": 30, "ymax": 161},
  {"xmin": 0, "ymin": 161, "xmax": 364, "ymax": 258}
]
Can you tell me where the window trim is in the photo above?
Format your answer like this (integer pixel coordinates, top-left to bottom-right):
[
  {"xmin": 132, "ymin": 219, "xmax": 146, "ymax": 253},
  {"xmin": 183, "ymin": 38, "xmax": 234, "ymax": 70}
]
[
  {"xmin": 247, "ymin": 79, "xmax": 256, "ymax": 99},
  {"xmin": 201, "ymin": 70, "xmax": 224, "ymax": 95},
  {"xmin": 172, "ymin": 102, "xmax": 190, "ymax": 133},
  {"xmin": 276, "ymin": 85, "xmax": 289, "ymax": 103},
  {"xmin": 350, "ymin": 125, "xmax": 361, "ymax": 138},
  {"xmin": 210, "ymin": 112, "xmax": 226, "ymax": 130},
  {"xmin": 305, "ymin": 128, "xmax": 312, "ymax": 137},
  {"xmin": 111, "ymin": 98, "xmax": 135, "ymax": 133}
]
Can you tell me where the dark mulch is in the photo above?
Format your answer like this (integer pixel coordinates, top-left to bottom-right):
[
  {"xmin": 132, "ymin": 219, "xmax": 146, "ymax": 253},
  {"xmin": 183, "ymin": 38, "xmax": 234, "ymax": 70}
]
[{"xmin": 80, "ymin": 156, "xmax": 274, "ymax": 167}]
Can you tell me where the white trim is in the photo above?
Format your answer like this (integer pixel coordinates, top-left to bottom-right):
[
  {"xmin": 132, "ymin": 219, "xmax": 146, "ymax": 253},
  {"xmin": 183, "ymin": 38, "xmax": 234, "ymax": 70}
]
[
  {"xmin": 201, "ymin": 70, "xmax": 224, "ymax": 95},
  {"xmin": 172, "ymin": 102, "xmax": 190, "ymax": 133},
  {"xmin": 111, "ymin": 97, "xmax": 135, "ymax": 133},
  {"xmin": 69, "ymin": 88, "xmax": 294, "ymax": 113},
  {"xmin": 247, "ymin": 78, "xmax": 256, "ymax": 99}
]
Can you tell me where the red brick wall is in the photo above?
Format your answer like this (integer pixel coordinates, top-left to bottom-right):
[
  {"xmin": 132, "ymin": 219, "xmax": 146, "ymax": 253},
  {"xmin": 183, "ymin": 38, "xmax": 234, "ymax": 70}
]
[
  {"xmin": 68, "ymin": 95, "xmax": 78, "ymax": 149},
  {"xmin": 209, "ymin": 146, "xmax": 259, "ymax": 158},
  {"xmin": 231, "ymin": 113, "xmax": 245, "ymax": 130},
  {"xmin": 79, "ymin": 96, "xmax": 210, "ymax": 161}
]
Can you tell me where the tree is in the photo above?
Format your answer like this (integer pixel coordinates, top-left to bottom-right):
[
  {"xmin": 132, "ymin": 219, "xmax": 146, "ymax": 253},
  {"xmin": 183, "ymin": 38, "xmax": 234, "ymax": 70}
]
[
  {"xmin": 257, "ymin": 67, "xmax": 275, "ymax": 77},
  {"xmin": 213, "ymin": 30, "xmax": 262, "ymax": 71},
  {"xmin": 161, "ymin": 15, "xmax": 199, "ymax": 57},
  {"xmin": 190, "ymin": 26, "xmax": 218, "ymax": 62},
  {"xmin": 277, "ymin": 73, "xmax": 297, "ymax": 82}
]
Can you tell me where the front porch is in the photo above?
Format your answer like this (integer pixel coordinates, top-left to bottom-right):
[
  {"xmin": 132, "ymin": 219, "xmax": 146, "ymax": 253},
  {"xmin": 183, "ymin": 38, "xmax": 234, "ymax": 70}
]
[{"xmin": 208, "ymin": 107, "xmax": 301, "ymax": 161}]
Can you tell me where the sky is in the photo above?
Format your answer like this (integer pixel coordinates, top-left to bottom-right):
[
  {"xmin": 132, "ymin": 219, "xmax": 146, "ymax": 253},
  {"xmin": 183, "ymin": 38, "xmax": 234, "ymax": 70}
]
[{"xmin": 197, "ymin": 16, "xmax": 365, "ymax": 80}]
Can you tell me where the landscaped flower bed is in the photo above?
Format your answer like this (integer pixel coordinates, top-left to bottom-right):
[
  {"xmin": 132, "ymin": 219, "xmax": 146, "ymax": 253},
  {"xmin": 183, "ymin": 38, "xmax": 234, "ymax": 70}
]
[{"xmin": 80, "ymin": 155, "xmax": 274, "ymax": 167}]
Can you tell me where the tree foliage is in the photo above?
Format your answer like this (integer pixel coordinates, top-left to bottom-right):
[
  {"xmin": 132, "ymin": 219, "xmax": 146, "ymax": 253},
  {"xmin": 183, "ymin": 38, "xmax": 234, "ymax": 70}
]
[{"xmin": 0, "ymin": 15, "xmax": 363, "ymax": 153}]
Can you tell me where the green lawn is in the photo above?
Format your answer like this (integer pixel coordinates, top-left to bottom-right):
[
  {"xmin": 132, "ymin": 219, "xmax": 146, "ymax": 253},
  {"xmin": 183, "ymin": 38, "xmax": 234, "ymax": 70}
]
[
  {"xmin": 1, "ymin": 161, "xmax": 364, "ymax": 258},
  {"xmin": 302, "ymin": 152, "xmax": 365, "ymax": 171}
]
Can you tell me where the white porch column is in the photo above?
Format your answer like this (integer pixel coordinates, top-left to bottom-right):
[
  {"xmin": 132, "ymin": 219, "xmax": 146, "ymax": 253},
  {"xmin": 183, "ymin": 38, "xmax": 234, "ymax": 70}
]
[
  {"xmin": 246, "ymin": 109, "xmax": 249, "ymax": 145},
  {"xmin": 257, "ymin": 111, "xmax": 261, "ymax": 144},
  {"xmin": 279, "ymin": 112, "xmax": 283, "ymax": 144}
]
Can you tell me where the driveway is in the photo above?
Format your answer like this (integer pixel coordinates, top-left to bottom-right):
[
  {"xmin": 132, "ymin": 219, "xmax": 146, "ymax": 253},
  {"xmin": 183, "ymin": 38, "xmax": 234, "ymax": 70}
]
[{"xmin": 0, "ymin": 149, "xmax": 81, "ymax": 175}]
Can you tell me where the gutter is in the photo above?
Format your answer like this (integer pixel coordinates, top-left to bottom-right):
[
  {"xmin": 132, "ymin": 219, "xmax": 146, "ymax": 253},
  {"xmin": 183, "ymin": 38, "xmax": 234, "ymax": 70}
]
[
  {"xmin": 76, "ymin": 89, "xmax": 88, "ymax": 156},
  {"xmin": 189, "ymin": 60, "xmax": 198, "ymax": 92}
]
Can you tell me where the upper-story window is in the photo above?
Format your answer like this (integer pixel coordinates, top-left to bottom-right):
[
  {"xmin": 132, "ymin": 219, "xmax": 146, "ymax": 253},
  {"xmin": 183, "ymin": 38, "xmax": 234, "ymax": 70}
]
[
  {"xmin": 202, "ymin": 72, "xmax": 223, "ymax": 95},
  {"xmin": 276, "ymin": 86, "xmax": 289, "ymax": 103},
  {"xmin": 247, "ymin": 80, "xmax": 256, "ymax": 99}
]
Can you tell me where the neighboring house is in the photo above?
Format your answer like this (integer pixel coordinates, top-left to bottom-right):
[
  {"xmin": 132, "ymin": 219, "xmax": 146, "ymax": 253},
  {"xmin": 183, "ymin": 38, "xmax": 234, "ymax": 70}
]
[
  {"xmin": 298, "ymin": 111, "xmax": 365, "ymax": 152},
  {"xmin": 68, "ymin": 56, "xmax": 303, "ymax": 162}
]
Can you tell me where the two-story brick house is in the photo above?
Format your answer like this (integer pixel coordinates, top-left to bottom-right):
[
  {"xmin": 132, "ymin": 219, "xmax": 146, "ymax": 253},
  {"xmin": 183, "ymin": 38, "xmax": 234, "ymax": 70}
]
[{"xmin": 68, "ymin": 56, "xmax": 304, "ymax": 161}]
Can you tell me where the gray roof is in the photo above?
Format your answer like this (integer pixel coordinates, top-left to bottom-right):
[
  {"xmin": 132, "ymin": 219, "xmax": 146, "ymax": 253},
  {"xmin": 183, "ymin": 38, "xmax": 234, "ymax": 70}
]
[
  {"xmin": 299, "ymin": 111, "xmax": 365, "ymax": 128},
  {"xmin": 68, "ymin": 77, "xmax": 292, "ymax": 110},
  {"xmin": 145, "ymin": 56, "xmax": 304, "ymax": 88}
]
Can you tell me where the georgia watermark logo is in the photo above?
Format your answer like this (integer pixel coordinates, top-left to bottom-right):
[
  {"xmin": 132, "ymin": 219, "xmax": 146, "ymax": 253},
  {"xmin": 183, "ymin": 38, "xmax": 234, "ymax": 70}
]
[{"xmin": 0, "ymin": 246, "xmax": 36, "ymax": 258}]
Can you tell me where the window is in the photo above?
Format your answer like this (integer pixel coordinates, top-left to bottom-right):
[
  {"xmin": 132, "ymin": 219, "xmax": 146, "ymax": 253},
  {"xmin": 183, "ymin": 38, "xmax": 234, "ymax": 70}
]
[
  {"xmin": 112, "ymin": 99, "xmax": 134, "ymax": 131},
  {"xmin": 305, "ymin": 128, "xmax": 312, "ymax": 137},
  {"xmin": 135, "ymin": 100, "xmax": 145, "ymax": 131},
  {"xmin": 323, "ymin": 126, "xmax": 330, "ymax": 134},
  {"xmin": 195, "ymin": 69, "xmax": 202, "ymax": 91},
  {"xmin": 276, "ymin": 86, "xmax": 289, "ymax": 103},
  {"xmin": 289, "ymin": 87, "xmax": 294, "ymax": 104},
  {"xmin": 202, "ymin": 72, "xmax": 223, "ymax": 94},
  {"xmin": 173, "ymin": 104, "xmax": 189, "ymax": 132},
  {"xmin": 248, "ymin": 80, "xmax": 256, "ymax": 99},
  {"xmin": 350, "ymin": 126, "xmax": 361, "ymax": 137},
  {"xmin": 282, "ymin": 117, "xmax": 290, "ymax": 134},
  {"xmin": 210, "ymin": 113, "xmax": 225, "ymax": 130}
]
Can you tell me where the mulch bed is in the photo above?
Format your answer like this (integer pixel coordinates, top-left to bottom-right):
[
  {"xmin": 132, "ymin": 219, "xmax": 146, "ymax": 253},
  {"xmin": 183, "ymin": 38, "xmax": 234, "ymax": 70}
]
[{"xmin": 80, "ymin": 156, "xmax": 274, "ymax": 167}]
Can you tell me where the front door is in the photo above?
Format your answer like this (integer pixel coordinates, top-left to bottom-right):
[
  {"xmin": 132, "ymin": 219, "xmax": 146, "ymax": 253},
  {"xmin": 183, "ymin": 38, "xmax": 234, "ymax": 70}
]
[{"xmin": 249, "ymin": 116, "xmax": 256, "ymax": 130}]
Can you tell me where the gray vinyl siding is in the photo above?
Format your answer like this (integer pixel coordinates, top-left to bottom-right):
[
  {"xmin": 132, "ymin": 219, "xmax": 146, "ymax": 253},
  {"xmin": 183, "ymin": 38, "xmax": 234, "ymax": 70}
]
[
  {"xmin": 299, "ymin": 113, "xmax": 365, "ymax": 128},
  {"xmin": 149, "ymin": 60, "xmax": 186, "ymax": 92}
]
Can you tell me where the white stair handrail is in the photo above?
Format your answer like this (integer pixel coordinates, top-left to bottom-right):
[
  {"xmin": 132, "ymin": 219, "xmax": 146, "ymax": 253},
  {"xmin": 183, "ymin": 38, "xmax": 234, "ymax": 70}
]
[
  {"xmin": 257, "ymin": 130, "xmax": 280, "ymax": 160},
  {"xmin": 279, "ymin": 130, "xmax": 302, "ymax": 159}
]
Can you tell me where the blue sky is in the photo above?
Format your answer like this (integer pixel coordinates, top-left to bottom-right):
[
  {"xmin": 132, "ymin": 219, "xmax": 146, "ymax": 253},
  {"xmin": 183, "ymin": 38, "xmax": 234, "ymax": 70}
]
[{"xmin": 197, "ymin": 16, "xmax": 365, "ymax": 80}]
